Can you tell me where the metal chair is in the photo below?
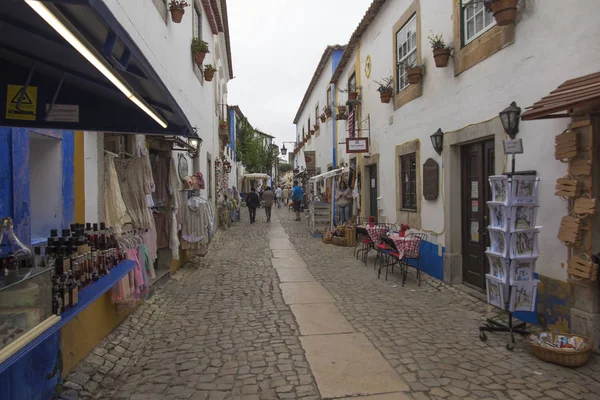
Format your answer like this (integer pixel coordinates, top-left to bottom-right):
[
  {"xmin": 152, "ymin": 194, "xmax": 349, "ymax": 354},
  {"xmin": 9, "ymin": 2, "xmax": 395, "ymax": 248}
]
[
  {"xmin": 372, "ymin": 224, "xmax": 396, "ymax": 269},
  {"xmin": 377, "ymin": 235, "xmax": 400, "ymax": 280},
  {"xmin": 401, "ymin": 233, "xmax": 427, "ymax": 286},
  {"xmin": 355, "ymin": 226, "xmax": 373, "ymax": 264}
]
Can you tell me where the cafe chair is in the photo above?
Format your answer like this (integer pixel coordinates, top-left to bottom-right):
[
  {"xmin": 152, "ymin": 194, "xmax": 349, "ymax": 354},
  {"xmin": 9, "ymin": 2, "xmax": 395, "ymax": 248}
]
[
  {"xmin": 401, "ymin": 233, "xmax": 427, "ymax": 286},
  {"xmin": 378, "ymin": 235, "xmax": 400, "ymax": 280},
  {"xmin": 355, "ymin": 226, "xmax": 373, "ymax": 264}
]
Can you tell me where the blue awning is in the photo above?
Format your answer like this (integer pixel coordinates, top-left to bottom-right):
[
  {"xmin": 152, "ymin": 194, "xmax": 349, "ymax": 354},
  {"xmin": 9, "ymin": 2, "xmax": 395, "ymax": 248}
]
[{"xmin": 0, "ymin": 0, "xmax": 195, "ymax": 137}]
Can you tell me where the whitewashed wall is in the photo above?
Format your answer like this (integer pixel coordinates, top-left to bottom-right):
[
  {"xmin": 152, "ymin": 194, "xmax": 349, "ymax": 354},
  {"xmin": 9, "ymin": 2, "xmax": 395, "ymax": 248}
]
[
  {"xmin": 330, "ymin": 0, "xmax": 600, "ymax": 281},
  {"xmin": 83, "ymin": 132, "xmax": 103, "ymax": 223}
]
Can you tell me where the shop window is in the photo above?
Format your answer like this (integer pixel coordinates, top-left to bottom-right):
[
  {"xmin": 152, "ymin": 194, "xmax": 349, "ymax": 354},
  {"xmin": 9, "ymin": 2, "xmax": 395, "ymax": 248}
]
[
  {"xmin": 462, "ymin": 1, "xmax": 495, "ymax": 45},
  {"xmin": 30, "ymin": 133, "xmax": 63, "ymax": 242},
  {"xmin": 401, "ymin": 153, "xmax": 417, "ymax": 210},
  {"xmin": 396, "ymin": 14, "xmax": 417, "ymax": 93}
]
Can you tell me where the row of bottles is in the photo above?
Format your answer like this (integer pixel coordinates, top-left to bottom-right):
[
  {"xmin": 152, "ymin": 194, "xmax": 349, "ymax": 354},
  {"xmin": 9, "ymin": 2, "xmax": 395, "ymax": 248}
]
[{"xmin": 34, "ymin": 222, "xmax": 125, "ymax": 316}]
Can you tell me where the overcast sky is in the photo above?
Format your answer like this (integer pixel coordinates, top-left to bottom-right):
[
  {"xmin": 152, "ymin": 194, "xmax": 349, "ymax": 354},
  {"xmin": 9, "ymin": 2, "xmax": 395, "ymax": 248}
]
[{"xmin": 226, "ymin": 0, "xmax": 373, "ymax": 148}]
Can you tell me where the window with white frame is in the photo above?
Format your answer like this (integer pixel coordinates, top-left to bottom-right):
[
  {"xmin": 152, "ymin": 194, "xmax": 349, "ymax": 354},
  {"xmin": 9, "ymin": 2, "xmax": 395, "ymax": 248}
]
[
  {"xmin": 395, "ymin": 14, "xmax": 417, "ymax": 92},
  {"xmin": 193, "ymin": 4, "xmax": 202, "ymax": 39},
  {"xmin": 462, "ymin": 0, "xmax": 495, "ymax": 44},
  {"xmin": 326, "ymin": 87, "xmax": 332, "ymax": 109}
]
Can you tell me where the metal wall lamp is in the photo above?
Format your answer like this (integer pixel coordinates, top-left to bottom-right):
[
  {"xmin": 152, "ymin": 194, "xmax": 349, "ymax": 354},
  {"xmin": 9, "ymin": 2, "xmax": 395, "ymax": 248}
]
[{"xmin": 430, "ymin": 128, "xmax": 443, "ymax": 155}]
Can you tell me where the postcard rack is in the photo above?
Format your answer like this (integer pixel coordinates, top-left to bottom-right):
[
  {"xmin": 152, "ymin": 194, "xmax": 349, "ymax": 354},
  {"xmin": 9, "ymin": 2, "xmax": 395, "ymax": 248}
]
[
  {"xmin": 556, "ymin": 119, "xmax": 598, "ymax": 288},
  {"xmin": 480, "ymin": 167, "xmax": 541, "ymax": 350}
]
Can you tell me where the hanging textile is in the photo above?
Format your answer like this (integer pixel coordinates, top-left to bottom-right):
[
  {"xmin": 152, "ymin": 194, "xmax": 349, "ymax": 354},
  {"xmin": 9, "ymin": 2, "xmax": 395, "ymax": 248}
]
[
  {"xmin": 114, "ymin": 157, "xmax": 155, "ymax": 230},
  {"xmin": 138, "ymin": 144, "xmax": 155, "ymax": 208},
  {"xmin": 151, "ymin": 154, "xmax": 169, "ymax": 207},
  {"xmin": 143, "ymin": 224, "xmax": 158, "ymax": 267},
  {"xmin": 169, "ymin": 157, "xmax": 181, "ymax": 260},
  {"xmin": 104, "ymin": 153, "xmax": 129, "ymax": 234}
]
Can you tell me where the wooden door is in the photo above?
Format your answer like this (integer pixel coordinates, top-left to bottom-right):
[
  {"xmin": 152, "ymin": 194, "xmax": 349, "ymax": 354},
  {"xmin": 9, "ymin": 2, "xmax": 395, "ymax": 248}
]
[
  {"xmin": 369, "ymin": 165, "xmax": 378, "ymax": 219},
  {"xmin": 461, "ymin": 140, "xmax": 494, "ymax": 289}
]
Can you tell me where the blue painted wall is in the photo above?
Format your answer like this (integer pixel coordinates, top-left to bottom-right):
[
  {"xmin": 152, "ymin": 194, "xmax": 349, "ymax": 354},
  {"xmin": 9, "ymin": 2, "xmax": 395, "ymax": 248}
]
[{"xmin": 404, "ymin": 240, "xmax": 445, "ymax": 281}]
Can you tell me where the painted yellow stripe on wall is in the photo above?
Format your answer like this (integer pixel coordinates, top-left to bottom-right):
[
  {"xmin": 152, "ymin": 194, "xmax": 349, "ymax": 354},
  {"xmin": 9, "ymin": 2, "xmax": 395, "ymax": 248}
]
[{"xmin": 74, "ymin": 131, "xmax": 85, "ymax": 223}]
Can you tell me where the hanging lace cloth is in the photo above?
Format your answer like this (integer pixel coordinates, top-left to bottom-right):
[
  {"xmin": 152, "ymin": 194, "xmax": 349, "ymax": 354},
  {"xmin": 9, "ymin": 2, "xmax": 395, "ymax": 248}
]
[
  {"xmin": 151, "ymin": 153, "xmax": 169, "ymax": 207},
  {"xmin": 181, "ymin": 197, "xmax": 210, "ymax": 243},
  {"xmin": 138, "ymin": 144, "xmax": 155, "ymax": 208},
  {"xmin": 114, "ymin": 157, "xmax": 155, "ymax": 230},
  {"xmin": 104, "ymin": 153, "xmax": 129, "ymax": 234},
  {"xmin": 169, "ymin": 157, "xmax": 181, "ymax": 260}
]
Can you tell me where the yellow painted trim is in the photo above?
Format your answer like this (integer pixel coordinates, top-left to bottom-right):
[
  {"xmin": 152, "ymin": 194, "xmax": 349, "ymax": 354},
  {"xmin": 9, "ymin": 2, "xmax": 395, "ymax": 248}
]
[
  {"xmin": 355, "ymin": 41, "xmax": 365, "ymax": 213},
  {"xmin": 74, "ymin": 131, "xmax": 85, "ymax": 223}
]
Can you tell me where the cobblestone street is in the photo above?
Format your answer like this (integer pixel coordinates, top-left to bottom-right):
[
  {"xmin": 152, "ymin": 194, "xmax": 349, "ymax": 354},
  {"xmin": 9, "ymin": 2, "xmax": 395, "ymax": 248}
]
[{"xmin": 61, "ymin": 208, "xmax": 600, "ymax": 400}]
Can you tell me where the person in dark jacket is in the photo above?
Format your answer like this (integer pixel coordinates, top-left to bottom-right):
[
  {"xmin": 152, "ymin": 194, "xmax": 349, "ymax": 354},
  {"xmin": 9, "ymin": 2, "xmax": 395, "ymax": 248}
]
[{"xmin": 246, "ymin": 186, "xmax": 260, "ymax": 224}]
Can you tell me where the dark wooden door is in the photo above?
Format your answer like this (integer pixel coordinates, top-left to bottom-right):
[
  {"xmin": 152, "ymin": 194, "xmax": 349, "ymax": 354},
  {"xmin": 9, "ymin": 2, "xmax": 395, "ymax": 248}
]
[
  {"xmin": 461, "ymin": 140, "xmax": 494, "ymax": 289},
  {"xmin": 369, "ymin": 165, "xmax": 378, "ymax": 219}
]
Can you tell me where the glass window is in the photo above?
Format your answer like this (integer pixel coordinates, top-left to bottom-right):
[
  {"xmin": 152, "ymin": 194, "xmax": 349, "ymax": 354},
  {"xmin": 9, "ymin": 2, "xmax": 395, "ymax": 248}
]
[
  {"xmin": 462, "ymin": 0, "xmax": 495, "ymax": 44},
  {"xmin": 401, "ymin": 153, "xmax": 417, "ymax": 210},
  {"xmin": 193, "ymin": 4, "xmax": 201, "ymax": 39},
  {"xmin": 315, "ymin": 104, "xmax": 319, "ymax": 122},
  {"xmin": 326, "ymin": 87, "xmax": 332, "ymax": 109},
  {"xmin": 395, "ymin": 14, "xmax": 417, "ymax": 92}
]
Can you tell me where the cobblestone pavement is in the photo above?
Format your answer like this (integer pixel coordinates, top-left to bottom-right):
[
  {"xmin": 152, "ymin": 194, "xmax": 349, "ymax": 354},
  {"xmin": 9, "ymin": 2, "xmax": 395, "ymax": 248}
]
[{"xmin": 60, "ymin": 207, "xmax": 600, "ymax": 400}]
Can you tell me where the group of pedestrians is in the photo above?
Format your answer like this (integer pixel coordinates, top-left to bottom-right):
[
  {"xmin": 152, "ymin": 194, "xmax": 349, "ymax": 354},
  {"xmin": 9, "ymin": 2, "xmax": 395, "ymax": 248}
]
[{"xmin": 245, "ymin": 181, "xmax": 304, "ymax": 224}]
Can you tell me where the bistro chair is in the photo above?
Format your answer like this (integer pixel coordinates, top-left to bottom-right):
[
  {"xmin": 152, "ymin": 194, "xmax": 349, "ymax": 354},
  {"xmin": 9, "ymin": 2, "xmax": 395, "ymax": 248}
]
[
  {"xmin": 372, "ymin": 223, "xmax": 396, "ymax": 269},
  {"xmin": 401, "ymin": 233, "xmax": 427, "ymax": 286},
  {"xmin": 355, "ymin": 226, "xmax": 373, "ymax": 264},
  {"xmin": 378, "ymin": 234, "xmax": 400, "ymax": 280}
]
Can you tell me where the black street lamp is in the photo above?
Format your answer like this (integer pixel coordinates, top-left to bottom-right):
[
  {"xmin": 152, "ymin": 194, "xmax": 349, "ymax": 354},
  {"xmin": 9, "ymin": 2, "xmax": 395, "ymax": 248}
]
[
  {"xmin": 430, "ymin": 128, "xmax": 443, "ymax": 155},
  {"xmin": 281, "ymin": 144, "xmax": 287, "ymax": 156},
  {"xmin": 499, "ymin": 101, "xmax": 521, "ymax": 139}
]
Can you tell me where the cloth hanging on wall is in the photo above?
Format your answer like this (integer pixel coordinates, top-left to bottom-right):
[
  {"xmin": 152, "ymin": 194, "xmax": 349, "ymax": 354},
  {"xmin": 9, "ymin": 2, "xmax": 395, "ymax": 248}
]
[
  {"xmin": 151, "ymin": 153, "xmax": 169, "ymax": 208},
  {"xmin": 114, "ymin": 157, "xmax": 155, "ymax": 230},
  {"xmin": 104, "ymin": 153, "xmax": 129, "ymax": 233},
  {"xmin": 169, "ymin": 157, "xmax": 181, "ymax": 260},
  {"xmin": 138, "ymin": 144, "xmax": 155, "ymax": 208}
]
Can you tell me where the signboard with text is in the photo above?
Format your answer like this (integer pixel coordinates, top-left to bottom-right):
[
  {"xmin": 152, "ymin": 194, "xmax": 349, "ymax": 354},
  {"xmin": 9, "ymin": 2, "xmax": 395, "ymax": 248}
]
[{"xmin": 346, "ymin": 138, "xmax": 369, "ymax": 153}]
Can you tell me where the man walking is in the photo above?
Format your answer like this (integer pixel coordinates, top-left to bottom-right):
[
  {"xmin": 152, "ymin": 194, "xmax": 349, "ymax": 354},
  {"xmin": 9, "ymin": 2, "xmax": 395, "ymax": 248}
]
[
  {"xmin": 263, "ymin": 186, "xmax": 274, "ymax": 222},
  {"xmin": 275, "ymin": 185, "xmax": 283, "ymax": 209},
  {"xmin": 246, "ymin": 186, "xmax": 260, "ymax": 224},
  {"xmin": 291, "ymin": 181, "xmax": 304, "ymax": 221}
]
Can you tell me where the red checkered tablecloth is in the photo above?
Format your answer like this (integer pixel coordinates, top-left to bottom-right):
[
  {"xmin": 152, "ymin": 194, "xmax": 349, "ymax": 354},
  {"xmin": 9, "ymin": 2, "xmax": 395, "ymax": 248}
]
[
  {"xmin": 363, "ymin": 226, "xmax": 388, "ymax": 244},
  {"xmin": 389, "ymin": 234, "xmax": 419, "ymax": 259}
]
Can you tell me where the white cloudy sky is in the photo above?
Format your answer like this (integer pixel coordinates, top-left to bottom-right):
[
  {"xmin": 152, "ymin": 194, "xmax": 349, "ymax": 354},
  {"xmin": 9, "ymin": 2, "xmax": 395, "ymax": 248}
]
[{"xmin": 226, "ymin": 0, "xmax": 373, "ymax": 147}]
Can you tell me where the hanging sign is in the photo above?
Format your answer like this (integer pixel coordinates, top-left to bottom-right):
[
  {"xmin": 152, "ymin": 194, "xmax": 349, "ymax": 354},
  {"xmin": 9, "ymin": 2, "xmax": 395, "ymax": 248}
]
[
  {"xmin": 503, "ymin": 138, "xmax": 524, "ymax": 154},
  {"xmin": 422, "ymin": 158, "xmax": 439, "ymax": 200},
  {"xmin": 6, "ymin": 84, "xmax": 37, "ymax": 121},
  {"xmin": 346, "ymin": 137, "xmax": 369, "ymax": 153},
  {"xmin": 45, "ymin": 104, "xmax": 79, "ymax": 122}
]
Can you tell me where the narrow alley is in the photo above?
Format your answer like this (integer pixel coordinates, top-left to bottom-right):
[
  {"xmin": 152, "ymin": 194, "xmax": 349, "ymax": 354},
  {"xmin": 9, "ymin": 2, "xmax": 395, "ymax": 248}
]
[{"xmin": 60, "ymin": 209, "xmax": 600, "ymax": 400}]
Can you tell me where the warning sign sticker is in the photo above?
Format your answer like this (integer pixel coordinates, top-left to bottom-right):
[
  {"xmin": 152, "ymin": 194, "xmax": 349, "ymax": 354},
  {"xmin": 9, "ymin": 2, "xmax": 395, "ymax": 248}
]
[{"xmin": 6, "ymin": 84, "xmax": 37, "ymax": 121}]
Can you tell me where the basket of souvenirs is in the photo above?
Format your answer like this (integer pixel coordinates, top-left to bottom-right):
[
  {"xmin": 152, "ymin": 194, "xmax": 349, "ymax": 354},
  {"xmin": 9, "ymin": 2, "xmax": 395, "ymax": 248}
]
[
  {"xmin": 332, "ymin": 225, "xmax": 348, "ymax": 246},
  {"xmin": 322, "ymin": 230, "xmax": 333, "ymax": 244},
  {"xmin": 527, "ymin": 332, "xmax": 593, "ymax": 367}
]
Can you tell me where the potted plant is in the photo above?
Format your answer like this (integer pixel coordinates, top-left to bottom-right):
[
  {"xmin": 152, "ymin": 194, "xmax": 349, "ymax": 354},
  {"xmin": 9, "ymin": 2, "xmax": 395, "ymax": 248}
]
[
  {"xmin": 219, "ymin": 119, "xmax": 227, "ymax": 131},
  {"xmin": 428, "ymin": 34, "xmax": 452, "ymax": 68},
  {"xmin": 336, "ymin": 104, "xmax": 348, "ymax": 120},
  {"xmin": 374, "ymin": 76, "xmax": 394, "ymax": 104},
  {"xmin": 204, "ymin": 64, "xmax": 216, "ymax": 81},
  {"xmin": 340, "ymin": 83, "xmax": 360, "ymax": 101},
  {"xmin": 169, "ymin": 1, "xmax": 189, "ymax": 23},
  {"xmin": 400, "ymin": 61, "xmax": 424, "ymax": 85},
  {"xmin": 191, "ymin": 38, "xmax": 209, "ymax": 66},
  {"xmin": 310, "ymin": 129, "xmax": 315, "ymax": 136},
  {"xmin": 487, "ymin": 0, "xmax": 518, "ymax": 26},
  {"xmin": 320, "ymin": 113, "xmax": 326, "ymax": 123},
  {"xmin": 323, "ymin": 105, "xmax": 332, "ymax": 118},
  {"xmin": 314, "ymin": 123, "xmax": 319, "ymax": 132}
]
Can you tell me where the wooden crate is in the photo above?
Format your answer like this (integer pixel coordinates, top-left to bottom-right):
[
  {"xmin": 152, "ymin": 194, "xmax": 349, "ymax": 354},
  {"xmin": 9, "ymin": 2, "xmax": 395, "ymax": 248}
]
[
  {"xmin": 557, "ymin": 216, "xmax": 582, "ymax": 246},
  {"xmin": 567, "ymin": 254, "xmax": 598, "ymax": 281},
  {"xmin": 555, "ymin": 178, "xmax": 581, "ymax": 198},
  {"xmin": 555, "ymin": 129, "xmax": 578, "ymax": 161},
  {"xmin": 568, "ymin": 159, "xmax": 592, "ymax": 177}
]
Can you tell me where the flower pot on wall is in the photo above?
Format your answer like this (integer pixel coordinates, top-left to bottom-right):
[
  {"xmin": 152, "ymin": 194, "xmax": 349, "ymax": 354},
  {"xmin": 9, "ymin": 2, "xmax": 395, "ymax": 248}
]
[
  {"xmin": 310, "ymin": 130, "xmax": 315, "ymax": 136},
  {"xmin": 320, "ymin": 114, "xmax": 326, "ymax": 123},
  {"xmin": 380, "ymin": 89, "xmax": 393, "ymax": 104},
  {"xmin": 348, "ymin": 91, "xmax": 358, "ymax": 101},
  {"xmin": 337, "ymin": 105, "xmax": 347, "ymax": 115},
  {"xmin": 204, "ymin": 69, "xmax": 215, "ymax": 81},
  {"xmin": 406, "ymin": 67, "xmax": 423, "ymax": 84},
  {"xmin": 170, "ymin": 6, "xmax": 185, "ymax": 23},
  {"xmin": 433, "ymin": 48, "xmax": 451, "ymax": 68},
  {"xmin": 324, "ymin": 108, "xmax": 332, "ymax": 118},
  {"xmin": 194, "ymin": 52, "xmax": 206, "ymax": 66},
  {"xmin": 490, "ymin": 0, "xmax": 518, "ymax": 26}
]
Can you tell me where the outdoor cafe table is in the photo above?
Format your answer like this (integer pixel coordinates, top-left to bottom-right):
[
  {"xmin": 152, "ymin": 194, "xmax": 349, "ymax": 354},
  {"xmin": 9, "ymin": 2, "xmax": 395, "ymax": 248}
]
[{"xmin": 388, "ymin": 233, "xmax": 418, "ymax": 259}]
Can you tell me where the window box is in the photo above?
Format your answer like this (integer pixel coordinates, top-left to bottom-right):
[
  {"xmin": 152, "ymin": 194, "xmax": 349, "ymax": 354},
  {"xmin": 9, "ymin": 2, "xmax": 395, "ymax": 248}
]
[{"xmin": 406, "ymin": 67, "xmax": 423, "ymax": 84}]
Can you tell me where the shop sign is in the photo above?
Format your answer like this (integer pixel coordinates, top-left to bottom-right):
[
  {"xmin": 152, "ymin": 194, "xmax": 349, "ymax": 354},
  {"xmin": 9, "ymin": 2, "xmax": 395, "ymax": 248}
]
[
  {"xmin": 346, "ymin": 138, "xmax": 369, "ymax": 153},
  {"xmin": 6, "ymin": 84, "xmax": 37, "ymax": 121},
  {"xmin": 45, "ymin": 104, "xmax": 79, "ymax": 123},
  {"xmin": 422, "ymin": 158, "xmax": 439, "ymax": 200},
  {"xmin": 503, "ymin": 138, "xmax": 524, "ymax": 154}
]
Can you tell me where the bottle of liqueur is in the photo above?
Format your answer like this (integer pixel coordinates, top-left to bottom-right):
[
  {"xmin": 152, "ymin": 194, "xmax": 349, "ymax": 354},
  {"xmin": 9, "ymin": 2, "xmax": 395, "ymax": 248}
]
[
  {"xmin": 52, "ymin": 275, "xmax": 62, "ymax": 316},
  {"xmin": 59, "ymin": 274, "xmax": 68, "ymax": 312},
  {"xmin": 68, "ymin": 271, "xmax": 78, "ymax": 308},
  {"xmin": 90, "ymin": 242, "xmax": 100, "ymax": 282}
]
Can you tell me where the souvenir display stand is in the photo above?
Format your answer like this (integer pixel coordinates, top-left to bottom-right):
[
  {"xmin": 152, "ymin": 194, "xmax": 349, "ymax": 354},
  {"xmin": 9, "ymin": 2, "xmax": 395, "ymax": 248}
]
[
  {"xmin": 480, "ymin": 170, "xmax": 541, "ymax": 350},
  {"xmin": 309, "ymin": 202, "xmax": 330, "ymax": 236}
]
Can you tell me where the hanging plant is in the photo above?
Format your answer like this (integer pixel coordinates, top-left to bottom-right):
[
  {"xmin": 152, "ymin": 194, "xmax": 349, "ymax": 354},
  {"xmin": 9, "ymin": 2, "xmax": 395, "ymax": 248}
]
[
  {"xmin": 169, "ymin": 1, "xmax": 189, "ymax": 23},
  {"xmin": 191, "ymin": 38, "xmax": 210, "ymax": 66},
  {"xmin": 323, "ymin": 105, "xmax": 332, "ymax": 118},
  {"xmin": 310, "ymin": 129, "xmax": 315, "ymax": 136},
  {"xmin": 400, "ymin": 61, "xmax": 424, "ymax": 84},
  {"xmin": 314, "ymin": 123, "xmax": 320, "ymax": 132},
  {"xmin": 428, "ymin": 34, "xmax": 452, "ymax": 68},
  {"xmin": 320, "ymin": 113, "xmax": 327, "ymax": 123},
  {"xmin": 219, "ymin": 119, "xmax": 227, "ymax": 131},
  {"xmin": 204, "ymin": 64, "xmax": 216, "ymax": 81},
  {"xmin": 340, "ymin": 83, "xmax": 360, "ymax": 101},
  {"xmin": 374, "ymin": 76, "xmax": 394, "ymax": 104},
  {"xmin": 487, "ymin": 0, "xmax": 518, "ymax": 26}
]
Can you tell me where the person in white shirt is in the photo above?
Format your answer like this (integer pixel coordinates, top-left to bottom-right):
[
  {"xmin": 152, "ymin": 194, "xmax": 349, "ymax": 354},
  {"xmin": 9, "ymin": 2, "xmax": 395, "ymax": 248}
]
[{"xmin": 275, "ymin": 186, "xmax": 283, "ymax": 209}]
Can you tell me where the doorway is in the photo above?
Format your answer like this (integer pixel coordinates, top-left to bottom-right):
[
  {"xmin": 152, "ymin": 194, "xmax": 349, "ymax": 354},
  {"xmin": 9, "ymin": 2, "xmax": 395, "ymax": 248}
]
[
  {"xmin": 369, "ymin": 164, "xmax": 378, "ymax": 219},
  {"xmin": 461, "ymin": 139, "xmax": 494, "ymax": 289}
]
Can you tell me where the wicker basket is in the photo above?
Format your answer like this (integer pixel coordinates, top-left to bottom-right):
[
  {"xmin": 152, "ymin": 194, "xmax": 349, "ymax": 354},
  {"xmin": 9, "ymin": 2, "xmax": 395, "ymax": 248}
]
[
  {"xmin": 322, "ymin": 237, "xmax": 332, "ymax": 244},
  {"xmin": 345, "ymin": 227, "xmax": 357, "ymax": 248},
  {"xmin": 332, "ymin": 236, "xmax": 347, "ymax": 247},
  {"xmin": 527, "ymin": 332, "xmax": 593, "ymax": 367}
]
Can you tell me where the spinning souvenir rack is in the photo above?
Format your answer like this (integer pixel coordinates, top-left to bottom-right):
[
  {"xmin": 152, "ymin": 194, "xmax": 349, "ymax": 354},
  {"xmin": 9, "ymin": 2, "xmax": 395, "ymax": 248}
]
[{"xmin": 479, "ymin": 166, "xmax": 541, "ymax": 350}]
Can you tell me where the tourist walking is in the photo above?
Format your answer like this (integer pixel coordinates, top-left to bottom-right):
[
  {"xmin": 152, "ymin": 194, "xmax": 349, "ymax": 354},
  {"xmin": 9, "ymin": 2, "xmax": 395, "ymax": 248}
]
[
  {"xmin": 263, "ymin": 186, "xmax": 274, "ymax": 222},
  {"xmin": 282, "ymin": 186, "xmax": 289, "ymax": 205},
  {"xmin": 246, "ymin": 186, "xmax": 260, "ymax": 224},
  {"xmin": 275, "ymin": 186, "xmax": 283, "ymax": 209},
  {"xmin": 336, "ymin": 181, "xmax": 352, "ymax": 224},
  {"xmin": 291, "ymin": 181, "xmax": 303, "ymax": 221}
]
